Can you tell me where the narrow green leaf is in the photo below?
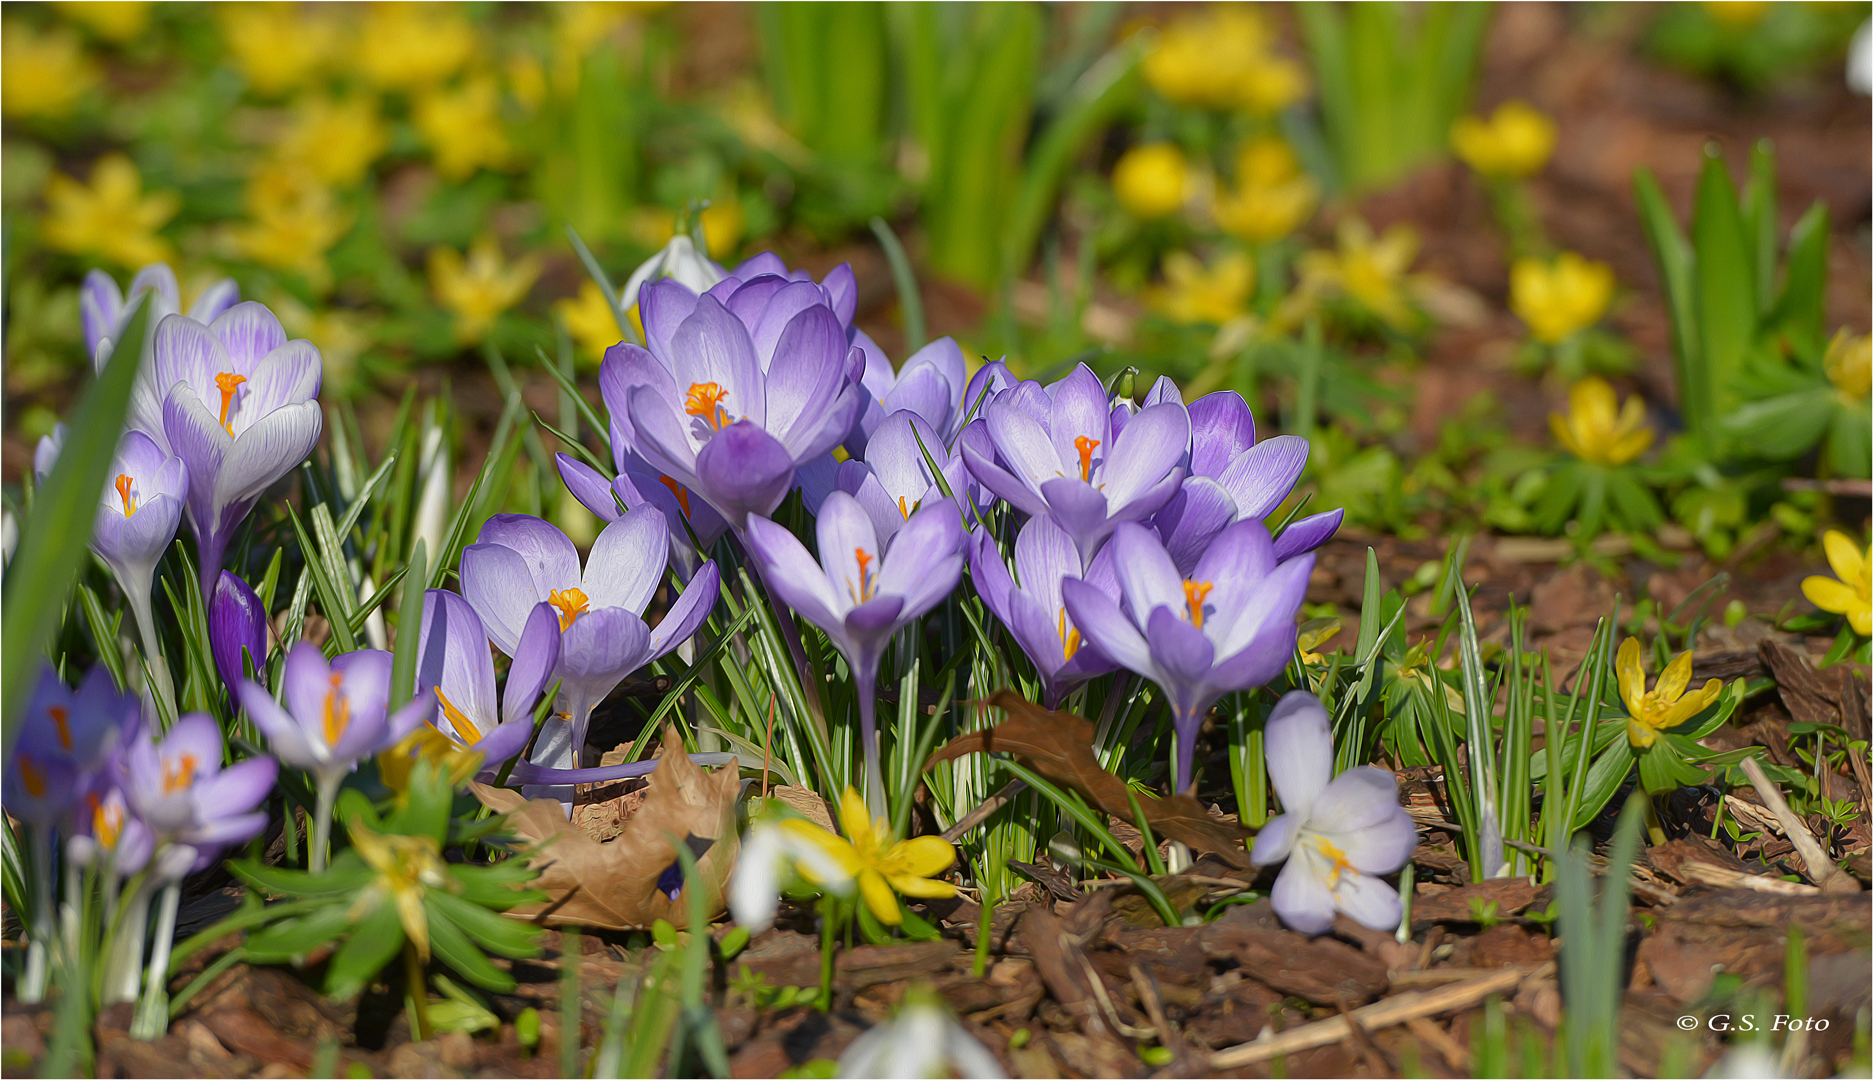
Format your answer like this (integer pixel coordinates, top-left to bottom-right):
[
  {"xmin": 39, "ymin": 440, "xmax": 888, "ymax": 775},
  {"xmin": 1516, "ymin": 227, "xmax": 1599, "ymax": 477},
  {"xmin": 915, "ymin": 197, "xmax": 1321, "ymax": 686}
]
[{"xmin": 390, "ymin": 541, "xmax": 426, "ymax": 712}]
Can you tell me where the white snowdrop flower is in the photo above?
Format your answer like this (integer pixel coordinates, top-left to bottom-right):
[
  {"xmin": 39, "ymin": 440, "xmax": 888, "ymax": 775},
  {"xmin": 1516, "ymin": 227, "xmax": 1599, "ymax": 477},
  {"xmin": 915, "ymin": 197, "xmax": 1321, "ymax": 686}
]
[{"xmin": 838, "ymin": 985, "xmax": 1006, "ymax": 1080}]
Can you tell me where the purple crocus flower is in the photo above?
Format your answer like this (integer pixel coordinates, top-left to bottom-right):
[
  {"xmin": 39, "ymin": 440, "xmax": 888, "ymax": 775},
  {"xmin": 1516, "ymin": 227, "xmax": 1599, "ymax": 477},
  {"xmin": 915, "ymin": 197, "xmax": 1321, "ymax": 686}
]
[
  {"xmin": 66, "ymin": 779, "xmax": 155, "ymax": 880},
  {"xmin": 96, "ymin": 431, "xmax": 190, "ymax": 659},
  {"xmin": 32, "ymin": 423, "xmax": 65, "ymax": 487},
  {"xmin": 3, "ymin": 666, "xmax": 137, "ymax": 825},
  {"xmin": 134, "ymin": 303, "xmax": 323, "ymax": 595},
  {"xmin": 853, "ymin": 337, "xmax": 1013, "ymax": 451},
  {"xmin": 81, "ymin": 262, "xmax": 239, "ymax": 367},
  {"xmin": 121, "ymin": 711, "xmax": 277, "ymax": 874},
  {"xmin": 1063, "ymin": 519, "xmax": 1312, "ymax": 794},
  {"xmin": 1250, "ymin": 691, "xmax": 1417, "ymax": 934},
  {"xmin": 961, "ymin": 364, "xmax": 1189, "ymax": 567},
  {"xmin": 458, "ymin": 510, "xmax": 721, "ymax": 788},
  {"xmin": 745, "ymin": 490, "xmax": 964, "ymax": 812},
  {"xmin": 969, "ymin": 516, "xmax": 1121, "ymax": 708},
  {"xmin": 239, "ymin": 643, "xmax": 432, "ymax": 791},
  {"xmin": 802, "ymin": 411, "xmax": 979, "ymax": 549},
  {"xmin": 210, "ymin": 570, "xmax": 269, "ymax": 706},
  {"xmin": 1152, "ymin": 390, "xmax": 1343, "ymax": 575},
  {"xmin": 556, "ymin": 451, "xmax": 729, "ymax": 582},
  {"xmin": 414, "ymin": 589, "xmax": 560, "ymax": 773},
  {"xmin": 598, "ymin": 273, "xmax": 866, "ymax": 531}
]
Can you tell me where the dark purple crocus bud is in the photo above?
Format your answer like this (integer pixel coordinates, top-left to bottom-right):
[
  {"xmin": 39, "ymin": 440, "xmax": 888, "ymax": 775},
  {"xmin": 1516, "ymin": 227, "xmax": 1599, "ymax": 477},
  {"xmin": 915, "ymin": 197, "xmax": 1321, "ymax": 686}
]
[{"xmin": 210, "ymin": 570, "xmax": 268, "ymax": 704}]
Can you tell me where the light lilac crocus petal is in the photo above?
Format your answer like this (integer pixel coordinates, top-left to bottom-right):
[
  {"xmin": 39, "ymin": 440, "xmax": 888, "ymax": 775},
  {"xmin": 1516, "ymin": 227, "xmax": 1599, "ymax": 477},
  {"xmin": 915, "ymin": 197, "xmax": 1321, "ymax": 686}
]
[
  {"xmin": 1061, "ymin": 577, "xmax": 1154, "ymax": 677},
  {"xmin": 236, "ymin": 340, "xmax": 322, "ymax": 433},
  {"xmin": 1036, "ymin": 479, "xmax": 1110, "ymax": 551},
  {"xmin": 968, "ymin": 531, "xmax": 1015, "ymax": 620},
  {"xmin": 1249, "ymin": 812, "xmax": 1301, "ymax": 866},
  {"xmin": 645, "ymin": 561, "xmax": 721, "ymax": 663},
  {"xmin": 1188, "ymin": 391, "xmax": 1256, "ymax": 478},
  {"xmin": 385, "ymin": 694, "xmax": 436, "ymax": 745},
  {"xmin": 188, "ymin": 278, "xmax": 241, "ymax": 324},
  {"xmin": 476, "ymin": 515, "xmax": 583, "ymax": 594},
  {"xmin": 557, "ymin": 606, "xmax": 650, "ymax": 688},
  {"xmin": 1100, "ymin": 402, "xmax": 1189, "ymax": 508},
  {"xmin": 873, "ymin": 502, "xmax": 963, "ymax": 620},
  {"xmin": 1145, "ymin": 606, "xmax": 1216, "ymax": 691},
  {"xmin": 1111, "ymin": 522, "xmax": 1186, "ymax": 624},
  {"xmin": 638, "ymin": 278, "xmax": 699, "ymax": 360},
  {"xmin": 1270, "ymin": 858, "xmax": 1337, "ymax": 936},
  {"xmin": 1310, "ymin": 769, "xmax": 1418, "ymax": 875},
  {"xmin": 815, "ymin": 490, "xmax": 883, "ymax": 609},
  {"xmin": 694, "ymin": 421, "xmax": 797, "ymax": 529},
  {"xmin": 208, "ymin": 301, "xmax": 289, "ymax": 369},
  {"xmin": 1154, "ymin": 479, "xmax": 1238, "ymax": 578},
  {"xmin": 416, "ymin": 589, "xmax": 497, "ymax": 730},
  {"xmin": 471, "ymin": 720, "xmax": 534, "ymax": 770},
  {"xmin": 1218, "ymin": 435, "xmax": 1309, "ymax": 520},
  {"xmin": 982, "ymin": 401, "xmax": 1061, "ymax": 497},
  {"xmin": 212, "ymin": 401, "xmax": 323, "ymax": 508},
  {"xmin": 599, "ymin": 342, "xmax": 681, "ymax": 458},
  {"xmin": 557, "ymin": 453, "xmax": 624, "ymax": 522},
  {"xmin": 669, "ymin": 295, "xmax": 765, "ymax": 429},
  {"xmin": 239, "ymin": 680, "xmax": 317, "ymax": 770},
  {"xmin": 460, "ymin": 542, "xmax": 546, "ymax": 656},
  {"xmin": 503, "ymin": 602, "xmax": 563, "ymax": 726},
  {"xmin": 1332, "ymin": 871, "xmax": 1404, "ymax": 932},
  {"xmin": 957, "ymin": 422, "xmax": 1047, "ymax": 518},
  {"xmin": 744, "ymin": 515, "xmax": 845, "ymax": 630},
  {"xmin": 280, "ymin": 642, "xmax": 332, "ymax": 735},
  {"xmin": 33, "ymin": 423, "xmax": 66, "ymax": 485},
  {"xmin": 1272, "ymin": 509, "xmax": 1343, "ymax": 562},
  {"xmin": 81, "ymin": 270, "xmax": 124, "ymax": 357},
  {"xmin": 1045, "ymin": 366, "xmax": 1110, "ymax": 471},
  {"xmin": 195, "ymin": 756, "xmax": 278, "ymax": 822},
  {"xmin": 1264, "ymin": 690, "xmax": 1333, "ymax": 821},
  {"xmin": 1209, "ymin": 557, "xmax": 1310, "ymax": 688},
  {"xmin": 879, "ymin": 364, "xmax": 954, "ymax": 434},
  {"xmin": 583, "ymin": 508, "xmax": 668, "ymax": 615},
  {"xmin": 742, "ymin": 280, "xmax": 826, "ymax": 370}
]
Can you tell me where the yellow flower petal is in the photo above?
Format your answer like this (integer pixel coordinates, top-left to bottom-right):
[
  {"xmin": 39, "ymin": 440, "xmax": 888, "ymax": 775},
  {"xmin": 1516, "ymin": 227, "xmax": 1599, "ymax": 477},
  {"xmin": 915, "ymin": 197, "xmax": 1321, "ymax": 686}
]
[
  {"xmin": 836, "ymin": 786, "xmax": 875, "ymax": 851},
  {"xmin": 1626, "ymin": 717, "xmax": 1658, "ymax": 748},
  {"xmin": 1615, "ymin": 638, "xmax": 1646, "ymax": 718},
  {"xmin": 887, "ymin": 875, "xmax": 959, "ymax": 899},
  {"xmin": 858, "ymin": 869, "xmax": 901, "ymax": 925},
  {"xmin": 780, "ymin": 818, "xmax": 863, "ymax": 878},
  {"xmin": 882, "ymin": 836, "xmax": 956, "ymax": 880},
  {"xmin": 1657, "ymin": 678, "xmax": 1724, "ymax": 730},
  {"xmin": 1802, "ymin": 575, "xmax": 1859, "ymax": 617},
  {"xmin": 1821, "ymin": 530, "xmax": 1865, "ymax": 587},
  {"xmin": 1851, "ymin": 606, "xmax": 1872, "ymax": 638},
  {"xmin": 1655, "ymin": 650, "xmax": 1694, "ymax": 705}
]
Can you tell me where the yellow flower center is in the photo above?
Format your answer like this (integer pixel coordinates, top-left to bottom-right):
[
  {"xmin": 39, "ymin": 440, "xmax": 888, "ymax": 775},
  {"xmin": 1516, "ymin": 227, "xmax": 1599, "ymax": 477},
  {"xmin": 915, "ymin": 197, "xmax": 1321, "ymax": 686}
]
[
  {"xmin": 1308, "ymin": 833, "xmax": 1353, "ymax": 888},
  {"xmin": 216, "ymin": 371, "xmax": 247, "ymax": 435},
  {"xmin": 89, "ymin": 793, "xmax": 122, "ymax": 850},
  {"xmin": 684, "ymin": 381, "xmax": 731, "ymax": 431},
  {"xmin": 1057, "ymin": 606, "xmax": 1082, "ymax": 662},
  {"xmin": 323, "ymin": 672, "xmax": 350, "ymax": 747},
  {"xmin": 548, "ymin": 587, "xmax": 589, "ymax": 631},
  {"xmin": 162, "ymin": 753, "xmax": 199, "ymax": 794},
  {"xmin": 114, "ymin": 473, "xmax": 138, "ymax": 516},
  {"xmin": 1073, "ymin": 435, "xmax": 1100, "ymax": 483},
  {"xmin": 1183, "ymin": 579, "xmax": 1214, "ymax": 629},
  {"xmin": 897, "ymin": 495, "xmax": 911, "ymax": 520}
]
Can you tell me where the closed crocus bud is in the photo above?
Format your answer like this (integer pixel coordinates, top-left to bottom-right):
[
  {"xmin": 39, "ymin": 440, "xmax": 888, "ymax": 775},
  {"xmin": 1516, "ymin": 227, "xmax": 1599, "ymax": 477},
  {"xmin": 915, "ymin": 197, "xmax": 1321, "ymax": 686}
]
[{"xmin": 210, "ymin": 571, "xmax": 268, "ymax": 704}]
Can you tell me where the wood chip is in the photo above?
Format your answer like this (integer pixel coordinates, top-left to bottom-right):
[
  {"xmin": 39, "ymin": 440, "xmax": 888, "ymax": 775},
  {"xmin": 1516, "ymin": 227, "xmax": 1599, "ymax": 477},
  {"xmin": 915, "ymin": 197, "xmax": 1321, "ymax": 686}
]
[{"xmin": 1676, "ymin": 860, "xmax": 1820, "ymax": 895}]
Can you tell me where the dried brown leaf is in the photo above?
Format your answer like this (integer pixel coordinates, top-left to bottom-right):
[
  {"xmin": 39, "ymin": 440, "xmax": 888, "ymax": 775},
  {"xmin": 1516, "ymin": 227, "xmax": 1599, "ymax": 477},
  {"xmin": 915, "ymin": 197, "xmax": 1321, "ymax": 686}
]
[
  {"xmin": 472, "ymin": 725, "xmax": 739, "ymax": 930},
  {"xmin": 929, "ymin": 691, "xmax": 1251, "ymax": 867}
]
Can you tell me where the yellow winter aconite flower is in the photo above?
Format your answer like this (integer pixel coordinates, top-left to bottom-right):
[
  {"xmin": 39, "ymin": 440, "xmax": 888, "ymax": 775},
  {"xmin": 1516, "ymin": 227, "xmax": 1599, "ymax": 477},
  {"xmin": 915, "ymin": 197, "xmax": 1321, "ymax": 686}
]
[
  {"xmin": 1450, "ymin": 100, "xmax": 1557, "ymax": 180},
  {"xmin": 358, "ymin": 2, "xmax": 475, "ymax": 92},
  {"xmin": 1704, "ymin": 1, "xmax": 1770, "ymax": 28},
  {"xmin": 788, "ymin": 788, "xmax": 955, "ymax": 926},
  {"xmin": 2, "ymin": 21, "xmax": 97, "ymax": 119},
  {"xmin": 1112, "ymin": 143, "xmax": 1190, "ymax": 220},
  {"xmin": 1823, "ymin": 329, "xmax": 1871, "ymax": 401},
  {"xmin": 276, "ymin": 96, "xmax": 388, "ymax": 188},
  {"xmin": 218, "ymin": 3, "xmax": 340, "ymax": 97},
  {"xmin": 1511, "ymin": 252, "xmax": 1615, "ymax": 344},
  {"xmin": 429, "ymin": 235, "xmax": 542, "ymax": 345},
  {"xmin": 350, "ymin": 819, "xmax": 458, "ymax": 961},
  {"xmin": 1617, "ymin": 638, "xmax": 1723, "ymax": 748},
  {"xmin": 557, "ymin": 281, "xmax": 624, "ymax": 365},
  {"xmin": 1549, "ymin": 377, "xmax": 1654, "ymax": 466},
  {"xmin": 1143, "ymin": 5, "xmax": 1309, "ymax": 115},
  {"xmin": 231, "ymin": 164, "xmax": 353, "ymax": 291},
  {"xmin": 378, "ymin": 728, "xmax": 482, "ymax": 804},
  {"xmin": 51, "ymin": 1, "xmax": 151, "ymax": 41},
  {"xmin": 1213, "ymin": 137, "xmax": 1318, "ymax": 244},
  {"xmin": 43, "ymin": 154, "xmax": 179, "ymax": 268},
  {"xmin": 1802, "ymin": 531, "xmax": 1871, "ymax": 637},
  {"xmin": 414, "ymin": 75, "xmax": 512, "ymax": 180},
  {"xmin": 1293, "ymin": 219, "xmax": 1421, "ymax": 329},
  {"xmin": 1146, "ymin": 251, "xmax": 1255, "ymax": 326},
  {"xmin": 1296, "ymin": 618, "xmax": 1340, "ymax": 665}
]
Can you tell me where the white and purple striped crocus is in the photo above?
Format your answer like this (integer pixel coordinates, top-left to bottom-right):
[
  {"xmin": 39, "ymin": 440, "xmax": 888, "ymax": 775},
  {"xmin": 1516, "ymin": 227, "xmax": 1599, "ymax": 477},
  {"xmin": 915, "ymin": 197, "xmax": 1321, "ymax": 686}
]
[
  {"xmin": 458, "ymin": 510, "xmax": 720, "ymax": 800},
  {"xmin": 95, "ymin": 432, "xmax": 190, "ymax": 667},
  {"xmin": 1250, "ymin": 691, "xmax": 1417, "ymax": 934},
  {"xmin": 413, "ymin": 589, "xmax": 560, "ymax": 774},
  {"xmin": 81, "ymin": 262, "xmax": 239, "ymax": 367},
  {"xmin": 745, "ymin": 490, "xmax": 964, "ymax": 814},
  {"xmin": 969, "ymin": 516, "xmax": 1121, "ymax": 709},
  {"xmin": 130, "ymin": 303, "xmax": 322, "ymax": 596},
  {"xmin": 1063, "ymin": 519, "xmax": 1312, "ymax": 794},
  {"xmin": 1150, "ymin": 388, "xmax": 1343, "ymax": 575},
  {"xmin": 961, "ymin": 364, "xmax": 1188, "ymax": 568},
  {"xmin": 598, "ymin": 268, "xmax": 867, "ymax": 531}
]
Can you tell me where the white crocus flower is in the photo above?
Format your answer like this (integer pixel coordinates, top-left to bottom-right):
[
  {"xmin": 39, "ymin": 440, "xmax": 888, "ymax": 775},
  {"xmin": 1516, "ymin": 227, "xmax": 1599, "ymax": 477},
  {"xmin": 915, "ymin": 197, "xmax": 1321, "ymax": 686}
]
[
  {"xmin": 729, "ymin": 815, "xmax": 856, "ymax": 934},
  {"xmin": 619, "ymin": 234, "xmax": 726, "ymax": 314},
  {"xmin": 837, "ymin": 985, "xmax": 1006, "ymax": 1080},
  {"xmin": 1250, "ymin": 690, "xmax": 1419, "ymax": 935}
]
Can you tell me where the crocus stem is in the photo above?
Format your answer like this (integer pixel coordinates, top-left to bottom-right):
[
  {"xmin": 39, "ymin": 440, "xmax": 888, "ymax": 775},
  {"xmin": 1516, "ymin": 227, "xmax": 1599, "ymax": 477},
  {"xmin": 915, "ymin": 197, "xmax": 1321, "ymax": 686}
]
[
  {"xmin": 311, "ymin": 774, "xmax": 341, "ymax": 874},
  {"xmin": 817, "ymin": 897, "xmax": 836, "ymax": 1013},
  {"xmin": 19, "ymin": 826, "xmax": 52, "ymax": 1004},
  {"xmin": 106, "ymin": 878, "xmax": 153, "ymax": 1004},
  {"xmin": 131, "ymin": 882, "xmax": 181, "ymax": 1040},
  {"xmin": 856, "ymin": 673, "xmax": 885, "ymax": 821},
  {"xmin": 1172, "ymin": 707, "xmax": 1202, "ymax": 797},
  {"xmin": 126, "ymin": 585, "xmax": 178, "ymax": 725}
]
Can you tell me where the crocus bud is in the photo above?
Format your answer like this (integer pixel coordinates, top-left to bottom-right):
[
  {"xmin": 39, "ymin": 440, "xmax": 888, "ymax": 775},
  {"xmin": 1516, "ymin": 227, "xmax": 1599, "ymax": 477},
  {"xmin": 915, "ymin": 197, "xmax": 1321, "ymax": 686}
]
[{"xmin": 210, "ymin": 571, "xmax": 268, "ymax": 702}]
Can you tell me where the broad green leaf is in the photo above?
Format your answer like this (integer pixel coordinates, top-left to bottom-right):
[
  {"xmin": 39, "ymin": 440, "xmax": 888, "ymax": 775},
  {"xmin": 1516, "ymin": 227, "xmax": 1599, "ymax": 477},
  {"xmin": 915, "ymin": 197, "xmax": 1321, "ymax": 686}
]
[
  {"xmin": 1692, "ymin": 151, "xmax": 1756, "ymax": 428},
  {"xmin": 1633, "ymin": 167, "xmax": 1704, "ymax": 437},
  {"xmin": 1774, "ymin": 201, "xmax": 1831, "ymax": 345},
  {"xmin": 324, "ymin": 900, "xmax": 405, "ymax": 1000}
]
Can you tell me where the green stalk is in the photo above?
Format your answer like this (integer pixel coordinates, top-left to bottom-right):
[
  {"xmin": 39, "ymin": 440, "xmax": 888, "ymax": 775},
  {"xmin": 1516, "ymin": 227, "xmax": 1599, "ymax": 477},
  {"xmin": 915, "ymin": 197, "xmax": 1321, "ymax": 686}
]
[
  {"xmin": 311, "ymin": 774, "xmax": 340, "ymax": 875},
  {"xmin": 130, "ymin": 882, "xmax": 182, "ymax": 1039}
]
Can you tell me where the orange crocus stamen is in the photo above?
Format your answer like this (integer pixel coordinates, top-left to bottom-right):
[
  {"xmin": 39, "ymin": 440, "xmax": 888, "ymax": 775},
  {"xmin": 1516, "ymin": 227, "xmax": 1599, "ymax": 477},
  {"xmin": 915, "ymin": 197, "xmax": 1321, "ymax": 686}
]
[
  {"xmin": 658, "ymin": 475, "xmax": 693, "ymax": 519},
  {"xmin": 684, "ymin": 382, "xmax": 731, "ymax": 431},
  {"xmin": 897, "ymin": 496, "xmax": 911, "ymax": 520},
  {"xmin": 548, "ymin": 587, "xmax": 589, "ymax": 631},
  {"xmin": 162, "ymin": 753, "xmax": 199, "ymax": 794},
  {"xmin": 48, "ymin": 705, "xmax": 72, "ymax": 751},
  {"xmin": 1183, "ymin": 579, "xmax": 1214, "ymax": 629},
  {"xmin": 18, "ymin": 755, "xmax": 45, "ymax": 799},
  {"xmin": 322, "ymin": 673, "xmax": 350, "ymax": 747},
  {"xmin": 89, "ymin": 793, "xmax": 122, "ymax": 850},
  {"xmin": 851, "ymin": 548, "xmax": 877, "ymax": 604},
  {"xmin": 1057, "ymin": 607, "xmax": 1082, "ymax": 662},
  {"xmin": 1074, "ymin": 435, "xmax": 1101, "ymax": 482},
  {"xmin": 114, "ymin": 474, "xmax": 138, "ymax": 516},
  {"xmin": 215, "ymin": 372, "xmax": 248, "ymax": 436},
  {"xmin": 434, "ymin": 688, "xmax": 482, "ymax": 744}
]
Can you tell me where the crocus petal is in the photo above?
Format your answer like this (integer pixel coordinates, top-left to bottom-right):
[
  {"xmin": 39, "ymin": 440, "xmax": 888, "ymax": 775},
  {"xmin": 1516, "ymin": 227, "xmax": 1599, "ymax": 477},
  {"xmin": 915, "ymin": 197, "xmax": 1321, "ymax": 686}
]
[
  {"xmin": 669, "ymin": 295, "xmax": 766, "ymax": 429},
  {"xmin": 638, "ymin": 278, "xmax": 698, "ymax": 360},
  {"xmin": 583, "ymin": 508, "xmax": 669, "ymax": 615},
  {"xmin": 730, "ymin": 825, "xmax": 784, "ymax": 933},
  {"xmin": 281, "ymin": 642, "xmax": 333, "ymax": 739},
  {"xmin": 461, "ymin": 542, "xmax": 548, "ymax": 655},
  {"xmin": 1061, "ymin": 577, "xmax": 1155, "ymax": 678},
  {"xmin": 503, "ymin": 602, "xmax": 563, "ymax": 726},
  {"xmin": 415, "ymin": 589, "xmax": 498, "ymax": 737},
  {"xmin": 195, "ymin": 755, "xmax": 279, "ymax": 819},
  {"xmin": 1154, "ymin": 479, "xmax": 1238, "ymax": 578},
  {"xmin": 644, "ymin": 561, "xmax": 721, "ymax": 663},
  {"xmin": 557, "ymin": 606, "xmax": 651, "ymax": 690},
  {"xmin": 239, "ymin": 340, "xmax": 322, "ymax": 426},
  {"xmin": 1111, "ymin": 522, "xmax": 1186, "ymax": 625},
  {"xmin": 1045, "ymin": 365, "xmax": 1110, "ymax": 472},
  {"xmin": 1099, "ymin": 402, "xmax": 1188, "ymax": 508},
  {"xmin": 1331, "ymin": 870, "xmax": 1403, "ymax": 933},
  {"xmin": 1188, "ymin": 391, "xmax": 1256, "ymax": 478},
  {"xmin": 764, "ymin": 306, "xmax": 850, "ymax": 455},
  {"xmin": 1310, "ymin": 766, "xmax": 1411, "ymax": 839},
  {"xmin": 188, "ymin": 278, "xmax": 241, "ymax": 324},
  {"xmin": 1269, "ymin": 855, "xmax": 1336, "ymax": 936},
  {"xmin": 1145, "ymin": 605, "xmax": 1217, "ymax": 691},
  {"xmin": 213, "ymin": 402, "xmax": 322, "ymax": 510},
  {"xmin": 959, "ymin": 422, "xmax": 1049, "ymax": 518},
  {"xmin": 557, "ymin": 453, "xmax": 623, "ymax": 522},
  {"xmin": 694, "ymin": 421, "xmax": 796, "ymax": 529},
  {"xmin": 238, "ymin": 680, "xmax": 319, "ymax": 769},
  {"xmin": 1218, "ymin": 435, "xmax": 1309, "ymax": 520},
  {"xmin": 1249, "ymin": 812, "xmax": 1300, "ymax": 866},
  {"xmin": 1264, "ymin": 691, "xmax": 1333, "ymax": 821},
  {"xmin": 982, "ymin": 403, "xmax": 1061, "ymax": 499},
  {"xmin": 476, "ymin": 515, "xmax": 583, "ymax": 594},
  {"xmin": 1271, "ymin": 509, "xmax": 1343, "ymax": 562},
  {"xmin": 471, "ymin": 720, "xmax": 534, "ymax": 770},
  {"xmin": 209, "ymin": 301, "xmax": 290, "ymax": 370},
  {"xmin": 873, "ymin": 501, "xmax": 964, "ymax": 618},
  {"xmin": 745, "ymin": 515, "xmax": 845, "ymax": 630}
]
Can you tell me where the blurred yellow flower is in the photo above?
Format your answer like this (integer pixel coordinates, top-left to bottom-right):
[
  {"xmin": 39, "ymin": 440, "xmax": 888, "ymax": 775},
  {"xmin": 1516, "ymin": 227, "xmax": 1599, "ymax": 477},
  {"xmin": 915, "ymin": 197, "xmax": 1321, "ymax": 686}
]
[
  {"xmin": 1704, "ymin": 1, "xmax": 1770, "ymax": 28},
  {"xmin": 1616, "ymin": 637, "xmax": 1723, "ymax": 749},
  {"xmin": 1510, "ymin": 252, "xmax": 1615, "ymax": 344},
  {"xmin": 43, "ymin": 154, "xmax": 178, "ymax": 268},
  {"xmin": 358, "ymin": 2, "xmax": 475, "ymax": 92},
  {"xmin": 231, "ymin": 164, "xmax": 353, "ymax": 291},
  {"xmin": 51, "ymin": 1, "xmax": 151, "ymax": 41},
  {"xmin": 350, "ymin": 818, "xmax": 453, "ymax": 961},
  {"xmin": 429, "ymin": 235, "xmax": 542, "ymax": 345},
  {"xmin": 414, "ymin": 75, "xmax": 512, "ymax": 180},
  {"xmin": 554, "ymin": 1, "xmax": 630, "ymax": 57},
  {"xmin": 378, "ymin": 728, "xmax": 482, "ymax": 804},
  {"xmin": 557, "ymin": 280, "xmax": 624, "ymax": 365},
  {"xmin": 274, "ymin": 291, "xmax": 376, "ymax": 387},
  {"xmin": 1451, "ymin": 100, "xmax": 1557, "ymax": 180},
  {"xmin": 1296, "ymin": 618, "xmax": 1340, "ymax": 665},
  {"xmin": 1112, "ymin": 143, "xmax": 1189, "ymax": 220},
  {"xmin": 218, "ymin": 3, "xmax": 340, "ymax": 97},
  {"xmin": 1213, "ymin": 136, "xmax": 1318, "ymax": 243},
  {"xmin": 1802, "ymin": 530, "xmax": 1871, "ymax": 637},
  {"xmin": 506, "ymin": 51, "xmax": 548, "ymax": 112},
  {"xmin": 2, "ymin": 21, "xmax": 96, "ymax": 119},
  {"xmin": 632, "ymin": 198, "xmax": 747, "ymax": 261},
  {"xmin": 1293, "ymin": 219, "xmax": 1420, "ymax": 329},
  {"xmin": 1147, "ymin": 251, "xmax": 1255, "ymax": 326},
  {"xmin": 1549, "ymin": 377, "xmax": 1654, "ymax": 466},
  {"xmin": 275, "ymin": 96, "xmax": 388, "ymax": 188},
  {"xmin": 1143, "ymin": 5, "xmax": 1309, "ymax": 115},
  {"xmin": 1823, "ymin": 328, "xmax": 1870, "ymax": 401}
]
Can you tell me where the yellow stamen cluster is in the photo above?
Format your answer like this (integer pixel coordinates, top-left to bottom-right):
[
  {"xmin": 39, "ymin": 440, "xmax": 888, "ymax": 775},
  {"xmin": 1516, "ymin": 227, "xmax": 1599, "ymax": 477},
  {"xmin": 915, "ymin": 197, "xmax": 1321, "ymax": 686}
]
[
  {"xmin": 1184, "ymin": 580, "xmax": 1214, "ymax": 629},
  {"xmin": 323, "ymin": 673, "xmax": 351, "ymax": 747},
  {"xmin": 684, "ymin": 382, "xmax": 732, "ymax": 431},
  {"xmin": 548, "ymin": 587, "xmax": 590, "ymax": 631},
  {"xmin": 1616, "ymin": 638, "xmax": 1723, "ymax": 749}
]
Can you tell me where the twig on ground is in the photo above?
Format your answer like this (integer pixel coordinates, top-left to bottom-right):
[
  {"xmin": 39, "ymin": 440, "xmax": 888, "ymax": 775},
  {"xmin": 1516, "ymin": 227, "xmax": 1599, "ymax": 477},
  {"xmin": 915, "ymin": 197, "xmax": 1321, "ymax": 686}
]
[{"xmin": 1739, "ymin": 757, "xmax": 1860, "ymax": 894}]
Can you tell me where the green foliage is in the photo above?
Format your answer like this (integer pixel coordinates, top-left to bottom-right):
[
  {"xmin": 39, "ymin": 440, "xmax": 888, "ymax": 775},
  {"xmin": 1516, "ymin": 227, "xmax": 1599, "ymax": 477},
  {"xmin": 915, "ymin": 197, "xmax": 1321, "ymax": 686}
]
[
  {"xmin": 1556, "ymin": 794, "xmax": 1645, "ymax": 1078},
  {"xmin": 1647, "ymin": 1, "xmax": 1869, "ymax": 90}
]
